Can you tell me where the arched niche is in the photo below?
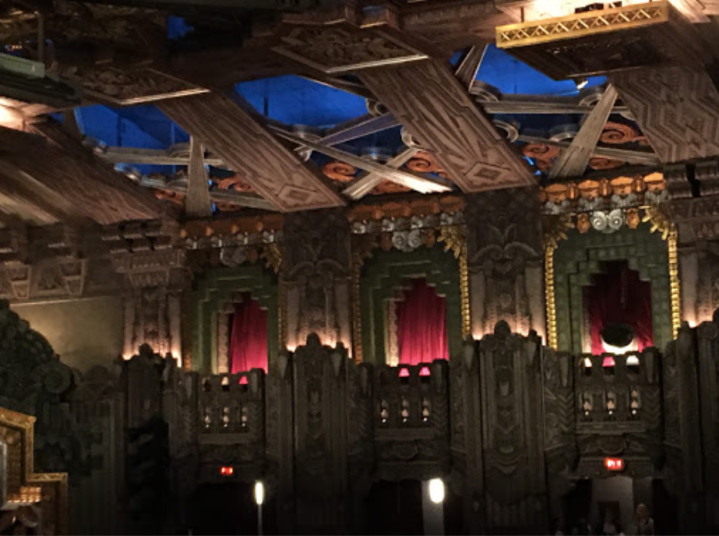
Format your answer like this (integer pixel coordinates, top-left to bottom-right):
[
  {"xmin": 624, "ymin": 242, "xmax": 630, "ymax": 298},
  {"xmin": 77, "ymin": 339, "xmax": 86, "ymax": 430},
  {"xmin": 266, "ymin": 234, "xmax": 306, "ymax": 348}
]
[
  {"xmin": 360, "ymin": 246, "xmax": 462, "ymax": 366},
  {"xmin": 192, "ymin": 266, "xmax": 278, "ymax": 374},
  {"xmin": 553, "ymin": 224, "xmax": 672, "ymax": 355}
]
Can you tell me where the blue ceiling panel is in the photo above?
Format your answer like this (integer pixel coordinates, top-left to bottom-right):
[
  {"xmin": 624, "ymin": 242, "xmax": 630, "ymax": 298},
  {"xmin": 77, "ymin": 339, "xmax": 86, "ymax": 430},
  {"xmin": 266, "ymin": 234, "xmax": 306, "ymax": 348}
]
[
  {"xmin": 236, "ymin": 75, "xmax": 368, "ymax": 128},
  {"xmin": 476, "ymin": 45, "xmax": 606, "ymax": 96}
]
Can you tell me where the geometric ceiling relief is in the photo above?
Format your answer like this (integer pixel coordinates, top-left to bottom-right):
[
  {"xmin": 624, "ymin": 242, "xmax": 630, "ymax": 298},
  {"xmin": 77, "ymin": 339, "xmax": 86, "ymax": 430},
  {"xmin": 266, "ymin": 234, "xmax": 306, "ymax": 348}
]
[
  {"xmin": 360, "ymin": 58, "xmax": 534, "ymax": 192},
  {"xmin": 159, "ymin": 92, "xmax": 345, "ymax": 212},
  {"xmin": 610, "ymin": 65, "xmax": 719, "ymax": 163},
  {"xmin": 271, "ymin": 23, "xmax": 429, "ymax": 74},
  {"xmin": 18, "ymin": 121, "xmax": 179, "ymax": 225}
]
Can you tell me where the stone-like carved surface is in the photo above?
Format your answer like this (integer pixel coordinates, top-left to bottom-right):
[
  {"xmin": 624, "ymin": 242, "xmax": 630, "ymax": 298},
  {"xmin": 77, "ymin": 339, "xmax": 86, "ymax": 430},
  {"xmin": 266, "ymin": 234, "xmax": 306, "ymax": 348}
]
[
  {"xmin": 64, "ymin": 66, "xmax": 208, "ymax": 105},
  {"xmin": 283, "ymin": 209, "xmax": 351, "ymax": 349},
  {"xmin": 159, "ymin": 93, "xmax": 344, "ymax": 212},
  {"xmin": 0, "ymin": 301, "xmax": 95, "ymax": 480},
  {"xmin": 479, "ymin": 322, "xmax": 546, "ymax": 531},
  {"xmin": 611, "ymin": 66, "xmax": 719, "ymax": 163},
  {"xmin": 292, "ymin": 335, "xmax": 349, "ymax": 533},
  {"xmin": 103, "ymin": 221, "xmax": 186, "ymax": 359},
  {"xmin": 466, "ymin": 188, "xmax": 543, "ymax": 337},
  {"xmin": 273, "ymin": 24, "xmax": 427, "ymax": 73},
  {"xmin": 360, "ymin": 59, "xmax": 533, "ymax": 192},
  {"xmin": 373, "ymin": 360, "xmax": 450, "ymax": 482}
]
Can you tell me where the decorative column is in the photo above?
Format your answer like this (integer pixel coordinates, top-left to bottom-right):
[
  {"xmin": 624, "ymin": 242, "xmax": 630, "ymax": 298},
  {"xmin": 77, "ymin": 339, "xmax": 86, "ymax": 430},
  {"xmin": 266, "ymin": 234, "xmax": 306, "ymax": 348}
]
[
  {"xmin": 102, "ymin": 220, "xmax": 187, "ymax": 361},
  {"xmin": 669, "ymin": 159, "xmax": 719, "ymax": 327},
  {"xmin": 478, "ymin": 322, "xmax": 547, "ymax": 533},
  {"xmin": 282, "ymin": 208, "xmax": 352, "ymax": 351},
  {"xmin": 465, "ymin": 187, "xmax": 545, "ymax": 340},
  {"xmin": 292, "ymin": 335, "xmax": 350, "ymax": 534}
]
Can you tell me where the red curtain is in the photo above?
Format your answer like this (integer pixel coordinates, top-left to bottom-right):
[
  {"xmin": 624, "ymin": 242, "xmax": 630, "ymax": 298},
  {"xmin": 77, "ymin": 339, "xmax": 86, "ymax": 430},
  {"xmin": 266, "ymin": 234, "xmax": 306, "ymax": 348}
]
[
  {"xmin": 587, "ymin": 263, "xmax": 653, "ymax": 354},
  {"xmin": 396, "ymin": 279, "xmax": 449, "ymax": 365},
  {"xmin": 229, "ymin": 294, "xmax": 268, "ymax": 373}
]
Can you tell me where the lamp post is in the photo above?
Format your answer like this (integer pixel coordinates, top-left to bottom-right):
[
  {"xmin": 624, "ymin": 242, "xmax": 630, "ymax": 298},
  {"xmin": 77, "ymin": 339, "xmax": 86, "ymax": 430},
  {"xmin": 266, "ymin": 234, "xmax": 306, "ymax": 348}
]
[{"xmin": 254, "ymin": 481, "xmax": 265, "ymax": 536}]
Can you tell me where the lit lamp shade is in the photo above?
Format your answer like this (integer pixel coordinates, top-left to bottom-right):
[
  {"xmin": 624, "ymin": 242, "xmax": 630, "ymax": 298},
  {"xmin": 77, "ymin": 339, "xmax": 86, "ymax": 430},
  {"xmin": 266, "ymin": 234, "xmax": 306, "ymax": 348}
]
[
  {"xmin": 428, "ymin": 478, "xmax": 445, "ymax": 504},
  {"xmin": 254, "ymin": 481, "xmax": 265, "ymax": 505}
]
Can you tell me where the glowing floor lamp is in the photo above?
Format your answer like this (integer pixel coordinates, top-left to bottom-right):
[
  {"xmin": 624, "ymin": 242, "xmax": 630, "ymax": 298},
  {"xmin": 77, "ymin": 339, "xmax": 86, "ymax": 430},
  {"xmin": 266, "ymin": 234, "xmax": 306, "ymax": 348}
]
[{"xmin": 254, "ymin": 481, "xmax": 265, "ymax": 536}]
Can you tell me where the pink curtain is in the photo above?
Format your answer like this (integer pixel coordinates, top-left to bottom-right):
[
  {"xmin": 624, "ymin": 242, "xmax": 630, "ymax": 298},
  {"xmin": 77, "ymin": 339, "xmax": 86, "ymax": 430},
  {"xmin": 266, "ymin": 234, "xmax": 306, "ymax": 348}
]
[
  {"xmin": 229, "ymin": 294, "xmax": 268, "ymax": 373},
  {"xmin": 587, "ymin": 264, "xmax": 653, "ymax": 354},
  {"xmin": 396, "ymin": 279, "xmax": 449, "ymax": 365}
]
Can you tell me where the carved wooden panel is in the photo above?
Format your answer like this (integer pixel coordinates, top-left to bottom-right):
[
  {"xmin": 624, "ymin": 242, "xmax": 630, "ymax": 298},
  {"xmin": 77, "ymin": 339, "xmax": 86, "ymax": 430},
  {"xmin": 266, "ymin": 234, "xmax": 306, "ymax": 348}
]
[
  {"xmin": 272, "ymin": 23, "xmax": 428, "ymax": 74},
  {"xmin": 360, "ymin": 59, "xmax": 534, "ymax": 192},
  {"xmin": 160, "ymin": 93, "xmax": 344, "ymax": 212},
  {"xmin": 611, "ymin": 66, "xmax": 719, "ymax": 163},
  {"xmin": 19, "ymin": 122, "xmax": 177, "ymax": 224}
]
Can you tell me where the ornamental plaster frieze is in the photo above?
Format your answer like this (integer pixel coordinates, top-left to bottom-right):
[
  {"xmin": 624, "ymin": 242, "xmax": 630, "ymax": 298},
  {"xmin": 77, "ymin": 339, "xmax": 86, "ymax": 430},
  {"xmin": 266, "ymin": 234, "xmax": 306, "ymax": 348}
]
[{"xmin": 101, "ymin": 219, "xmax": 187, "ymax": 289}]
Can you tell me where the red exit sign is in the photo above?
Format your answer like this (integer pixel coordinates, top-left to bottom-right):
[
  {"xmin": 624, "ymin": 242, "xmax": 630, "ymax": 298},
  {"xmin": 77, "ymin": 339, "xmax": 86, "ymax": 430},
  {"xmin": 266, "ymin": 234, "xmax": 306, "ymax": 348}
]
[{"xmin": 604, "ymin": 457, "xmax": 624, "ymax": 471}]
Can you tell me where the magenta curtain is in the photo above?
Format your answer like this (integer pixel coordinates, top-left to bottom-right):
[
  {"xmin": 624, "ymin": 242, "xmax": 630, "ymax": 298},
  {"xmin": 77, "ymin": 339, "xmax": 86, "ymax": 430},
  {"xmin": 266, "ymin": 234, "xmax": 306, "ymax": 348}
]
[
  {"xmin": 396, "ymin": 279, "xmax": 449, "ymax": 365},
  {"xmin": 587, "ymin": 264, "xmax": 653, "ymax": 354},
  {"xmin": 229, "ymin": 294, "xmax": 268, "ymax": 373}
]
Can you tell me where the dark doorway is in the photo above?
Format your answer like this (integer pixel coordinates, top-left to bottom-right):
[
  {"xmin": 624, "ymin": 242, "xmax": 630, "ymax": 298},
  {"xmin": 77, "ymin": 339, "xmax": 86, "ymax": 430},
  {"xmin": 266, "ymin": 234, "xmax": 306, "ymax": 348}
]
[
  {"xmin": 188, "ymin": 482, "xmax": 258, "ymax": 535},
  {"xmin": 563, "ymin": 479, "xmax": 593, "ymax": 534},
  {"xmin": 652, "ymin": 479, "xmax": 678, "ymax": 535},
  {"xmin": 365, "ymin": 479, "xmax": 424, "ymax": 535}
]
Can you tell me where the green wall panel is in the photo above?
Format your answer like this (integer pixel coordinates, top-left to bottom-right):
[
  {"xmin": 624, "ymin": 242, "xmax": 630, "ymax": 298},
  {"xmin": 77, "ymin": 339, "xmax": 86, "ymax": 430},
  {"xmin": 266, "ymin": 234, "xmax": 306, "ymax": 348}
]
[
  {"xmin": 553, "ymin": 224, "xmax": 671, "ymax": 355},
  {"xmin": 192, "ymin": 265, "xmax": 278, "ymax": 373},
  {"xmin": 360, "ymin": 246, "xmax": 462, "ymax": 365}
]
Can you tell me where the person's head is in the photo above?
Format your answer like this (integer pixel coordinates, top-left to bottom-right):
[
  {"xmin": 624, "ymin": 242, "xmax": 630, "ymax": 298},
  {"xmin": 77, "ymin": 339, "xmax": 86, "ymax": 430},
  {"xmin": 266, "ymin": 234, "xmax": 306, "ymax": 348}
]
[{"xmin": 636, "ymin": 503, "xmax": 650, "ymax": 520}]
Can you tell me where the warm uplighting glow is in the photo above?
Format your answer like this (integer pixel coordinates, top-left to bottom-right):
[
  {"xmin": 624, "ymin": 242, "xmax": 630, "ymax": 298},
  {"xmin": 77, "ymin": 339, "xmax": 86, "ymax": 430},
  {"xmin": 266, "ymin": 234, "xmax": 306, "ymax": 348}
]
[
  {"xmin": 220, "ymin": 466, "xmax": 234, "ymax": 476},
  {"xmin": 0, "ymin": 102, "xmax": 24, "ymax": 130},
  {"xmin": 626, "ymin": 355, "xmax": 640, "ymax": 367},
  {"xmin": 602, "ymin": 340, "xmax": 636, "ymax": 355},
  {"xmin": 524, "ymin": 0, "xmax": 651, "ymax": 21},
  {"xmin": 583, "ymin": 357, "xmax": 593, "ymax": 368},
  {"xmin": 428, "ymin": 478, "xmax": 445, "ymax": 504},
  {"xmin": 254, "ymin": 481, "xmax": 265, "ymax": 505},
  {"xmin": 604, "ymin": 457, "xmax": 624, "ymax": 472}
]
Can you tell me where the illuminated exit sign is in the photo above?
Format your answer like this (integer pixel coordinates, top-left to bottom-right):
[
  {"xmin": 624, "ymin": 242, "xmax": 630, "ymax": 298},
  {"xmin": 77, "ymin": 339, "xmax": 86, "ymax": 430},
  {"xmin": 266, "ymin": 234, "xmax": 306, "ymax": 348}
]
[{"xmin": 604, "ymin": 457, "xmax": 625, "ymax": 471}]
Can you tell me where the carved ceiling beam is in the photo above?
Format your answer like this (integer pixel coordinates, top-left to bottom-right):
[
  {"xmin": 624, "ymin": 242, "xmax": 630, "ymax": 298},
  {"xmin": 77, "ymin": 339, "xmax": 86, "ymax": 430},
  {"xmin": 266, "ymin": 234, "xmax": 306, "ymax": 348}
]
[
  {"xmin": 517, "ymin": 135, "xmax": 661, "ymax": 166},
  {"xmin": 482, "ymin": 98, "xmax": 631, "ymax": 115},
  {"xmin": 139, "ymin": 177, "xmax": 273, "ymax": 211},
  {"xmin": 159, "ymin": 92, "xmax": 344, "ymax": 212},
  {"xmin": 549, "ymin": 85, "xmax": 618, "ymax": 179},
  {"xmin": 360, "ymin": 59, "xmax": 534, "ymax": 192},
  {"xmin": 18, "ymin": 121, "xmax": 179, "ymax": 224},
  {"xmin": 342, "ymin": 147, "xmax": 420, "ymax": 200},
  {"xmin": 610, "ymin": 65, "xmax": 719, "ymax": 163},
  {"xmin": 455, "ymin": 45, "xmax": 486, "ymax": 90},
  {"xmin": 273, "ymin": 129, "xmax": 450, "ymax": 194},
  {"xmin": 0, "ymin": 159, "xmax": 90, "ymax": 226},
  {"xmin": 185, "ymin": 137, "xmax": 213, "ymax": 218},
  {"xmin": 100, "ymin": 146, "xmax": 225, "ymax": 167}
]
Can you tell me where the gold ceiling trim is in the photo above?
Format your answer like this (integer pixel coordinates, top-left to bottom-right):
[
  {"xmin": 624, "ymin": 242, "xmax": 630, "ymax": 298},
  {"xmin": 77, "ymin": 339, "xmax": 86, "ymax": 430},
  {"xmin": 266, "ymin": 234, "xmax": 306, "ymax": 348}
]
[{"xmin": 496, "ymin": 1, "xmax": 669, "ymax": 49}]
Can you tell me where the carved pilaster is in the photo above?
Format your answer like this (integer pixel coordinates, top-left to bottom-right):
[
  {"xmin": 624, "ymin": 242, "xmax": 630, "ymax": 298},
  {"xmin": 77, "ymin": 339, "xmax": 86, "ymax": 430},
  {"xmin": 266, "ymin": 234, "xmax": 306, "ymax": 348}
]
[
  {"xmin": 541, "ymin": 347, "xmax": 576, "ymax": 532},
  {"xmin": 282, "ymin": 208, "xmax": 351, "ymax": 351},
  {"xmin": 292, "ymin": 335, "xmax": 350, "ymax": 533},
  {"xmin": 466, "ymin": 187, "xmax": 545, "ymax": 339},
  {"xmin": 103, "ymin": 221, "xmax": 187, "ymax": 360},
  {"xmin": 479, "ymin": 322, "xmax": 547, "ymax": 533},
  {"xmin": 664, "ymin": 326, "xmax": 705, "ymax": 531}
]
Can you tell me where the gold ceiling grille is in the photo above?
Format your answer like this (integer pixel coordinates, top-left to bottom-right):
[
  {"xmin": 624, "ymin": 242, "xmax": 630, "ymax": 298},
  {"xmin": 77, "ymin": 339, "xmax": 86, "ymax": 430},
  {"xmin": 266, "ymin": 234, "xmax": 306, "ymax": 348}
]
[{"xmin": 497, "ymin": 2, "xmax": 668, "ymax": 48}]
